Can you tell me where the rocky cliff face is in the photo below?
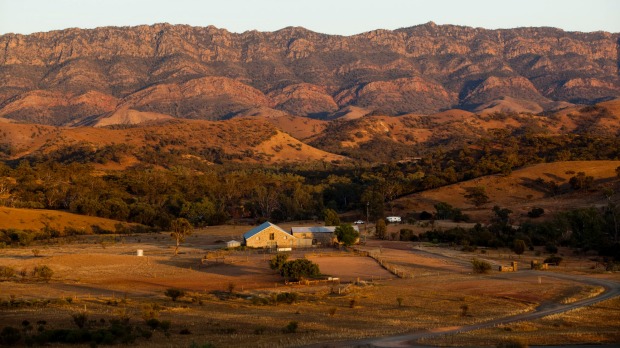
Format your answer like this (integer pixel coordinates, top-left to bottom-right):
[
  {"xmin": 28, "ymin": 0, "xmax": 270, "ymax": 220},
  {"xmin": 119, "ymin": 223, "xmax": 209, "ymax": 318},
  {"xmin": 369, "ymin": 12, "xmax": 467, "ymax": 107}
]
[{"xmin": 0, "ymin": 22, "xmax": 618, "ymax": 124}]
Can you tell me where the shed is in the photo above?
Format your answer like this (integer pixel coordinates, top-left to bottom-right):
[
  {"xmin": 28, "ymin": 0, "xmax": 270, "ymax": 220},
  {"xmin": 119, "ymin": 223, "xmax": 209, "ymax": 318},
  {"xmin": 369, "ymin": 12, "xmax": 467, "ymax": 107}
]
[
  {"xmin": 226, "ymin": 240, "xmax": 241, "ymax": 248},
  {"xmin": 291, "ymin": 225, "xmax": 360, "ymax": 245}
]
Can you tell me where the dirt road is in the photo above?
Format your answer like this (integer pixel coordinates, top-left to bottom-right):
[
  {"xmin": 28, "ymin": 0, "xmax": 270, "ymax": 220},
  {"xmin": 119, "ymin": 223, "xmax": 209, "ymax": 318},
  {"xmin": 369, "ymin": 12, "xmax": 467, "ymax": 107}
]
[{"xmin": 306, "ymin": 248, "xmax": 620, "ymax": 348}]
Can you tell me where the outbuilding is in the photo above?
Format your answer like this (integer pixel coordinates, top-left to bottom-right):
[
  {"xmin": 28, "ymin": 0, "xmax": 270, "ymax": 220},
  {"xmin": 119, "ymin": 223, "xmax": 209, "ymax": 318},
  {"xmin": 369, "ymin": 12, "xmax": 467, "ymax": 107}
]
[{"xmin": 226, "ymin": 240, "xmax": 241, "ymax": 248}]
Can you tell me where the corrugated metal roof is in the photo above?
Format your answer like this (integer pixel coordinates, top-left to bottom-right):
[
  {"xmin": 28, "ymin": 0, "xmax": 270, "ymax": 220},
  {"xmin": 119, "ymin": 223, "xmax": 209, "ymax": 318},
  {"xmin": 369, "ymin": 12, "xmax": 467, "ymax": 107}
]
[
  {"xmin": 291, "ymin": 226, "xmax": 359, "ymax": 234},
  {"xmin": 243, "ymin": 222, "xmax": 289, "ymax": 240},
  {"xmin": 291, "ymin": 226, "xmax": 335, "ymax": 234}
]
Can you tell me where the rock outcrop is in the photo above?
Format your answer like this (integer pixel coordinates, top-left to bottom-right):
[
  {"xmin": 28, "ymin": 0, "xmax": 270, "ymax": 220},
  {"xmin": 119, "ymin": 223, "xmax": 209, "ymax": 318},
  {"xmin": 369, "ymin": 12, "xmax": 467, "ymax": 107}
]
[{"xmin": 0, "ymin": 22, "xmax": 618, "ymax": 125}]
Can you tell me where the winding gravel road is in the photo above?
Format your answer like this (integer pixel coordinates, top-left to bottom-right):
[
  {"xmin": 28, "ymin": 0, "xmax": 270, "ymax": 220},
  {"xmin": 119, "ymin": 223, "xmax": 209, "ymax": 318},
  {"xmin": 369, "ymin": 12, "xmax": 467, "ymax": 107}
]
[{"xmin": 305, "ymin": 248, "xmax": 620, "ymax": 348}]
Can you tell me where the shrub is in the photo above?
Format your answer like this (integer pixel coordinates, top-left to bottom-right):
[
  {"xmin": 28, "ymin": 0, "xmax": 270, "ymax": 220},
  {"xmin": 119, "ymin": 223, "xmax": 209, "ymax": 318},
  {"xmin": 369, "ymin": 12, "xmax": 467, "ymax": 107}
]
[
  {"xmin": 0, "ymin": 326, "xmax": 21, "ymax": 345},
  {"xmin": 72, "ymin": 312, "xmax": 88, "ymax": 329},
  {"xmin": 276, "ymin": 292, "xmax": 298, "ymax": 304},
  {"xmin": 460, "ymin": 304, "xmax": 469, "ymax": 316},
  {"xmin": 179, "ymin": 328, "xmax": 191, "ymax": 335},
  {"xmin": 227, "ymin": 282, "xmax": 236, "ymax": 294},
  {"xmin": 280, "ymin": 259, "xmax": 320, "ymax": 281},
  {"xmin": 145, "ymin": 318, "xmax": 160, "ymax": 330},
  {"xmin": 527, "ymin": 207, "xmax": 545, "ymax": 218},
  {"xmin": 496, "ymin": 339, "xmax": 528, "ymax": 348},
  {"xmin": 164, "ymin": 288, "xmax": 185, "ymax": 301},
  {"xmin": 545, "ymin": 243, "xmax": 558, "ymax": 254},
  {"xmin": 399, "ymin": 229, "xmax": 411, "ymax": 241},
  {"xmin": 0, "ymin": 265, "xmax": 16, "ymax": 279},
  {"xmin": 32, "ymin": 265, "xmax": 53, "ymax": 282},
  {"xmin": 396, "ymin": 297, "xmax": 403, "ymax": 307},
  {"xmin": 269, "ymin": 253, "xmax": 289, "ymax": 271},
  {"xmin": 544, "ymin": 255, "xmax": 563, "ymax": 266},
  {"xmin": 282, "ymin": 321, "xmax": 298, "ymax": 334},
  {"xmin": 472, "ymin": 258, "xmax": 492, "ymax": 274}
]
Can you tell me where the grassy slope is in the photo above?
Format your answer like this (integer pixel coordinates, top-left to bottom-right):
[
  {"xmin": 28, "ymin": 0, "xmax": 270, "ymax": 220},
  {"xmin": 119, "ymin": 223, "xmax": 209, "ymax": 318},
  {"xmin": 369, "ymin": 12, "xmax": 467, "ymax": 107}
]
[
  {"xmin": 395, "ymin": 160, "xmax": 620, "ymax": 223},
  {"xmin": 0, "ymin": 207, "xmax": 130, "ymax": 232}
]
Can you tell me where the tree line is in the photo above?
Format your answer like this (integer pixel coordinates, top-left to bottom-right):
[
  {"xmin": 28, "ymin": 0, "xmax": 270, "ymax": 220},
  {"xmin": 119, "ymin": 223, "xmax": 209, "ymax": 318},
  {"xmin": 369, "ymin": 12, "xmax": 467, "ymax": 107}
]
[{"xmin": 0, "ymin": 132, "xmax": 618, "ymax": 231}]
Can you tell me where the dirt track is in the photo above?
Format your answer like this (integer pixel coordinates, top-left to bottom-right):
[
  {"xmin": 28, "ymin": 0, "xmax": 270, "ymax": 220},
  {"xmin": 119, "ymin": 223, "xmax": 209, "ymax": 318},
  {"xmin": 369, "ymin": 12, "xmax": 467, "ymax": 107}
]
[{"xmin": 305, "ymin": 248, "xmax": 620, "ymax": 348}]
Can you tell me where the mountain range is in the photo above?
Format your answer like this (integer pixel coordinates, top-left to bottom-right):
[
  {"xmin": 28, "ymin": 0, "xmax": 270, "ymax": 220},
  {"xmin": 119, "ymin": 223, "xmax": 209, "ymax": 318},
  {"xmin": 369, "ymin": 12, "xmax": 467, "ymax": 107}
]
[{"xmin": 0, "ymin": 22, "xmax": 618, "ymax": 126}]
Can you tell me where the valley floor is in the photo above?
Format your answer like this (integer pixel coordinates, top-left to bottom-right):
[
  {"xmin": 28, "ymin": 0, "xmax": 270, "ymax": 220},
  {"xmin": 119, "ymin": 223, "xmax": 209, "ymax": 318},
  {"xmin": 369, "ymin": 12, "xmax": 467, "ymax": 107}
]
[{"xmin": 0, "ymin": 228, "xmax": 619, "ymax": 347}]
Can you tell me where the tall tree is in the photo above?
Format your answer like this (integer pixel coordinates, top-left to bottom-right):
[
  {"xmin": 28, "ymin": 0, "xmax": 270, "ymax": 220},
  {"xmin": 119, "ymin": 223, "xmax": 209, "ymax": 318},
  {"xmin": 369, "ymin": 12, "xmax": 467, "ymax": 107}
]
[
  {"xmin": 513, "ymin": 239, "xmax": 526, "ymax": 257},
  {"xmin": 170, "ymin": 218, "xmax": 193, "ymax": 255},
  {"xmin": 334, "ymin": 224, "xmax": 359, "ymax": 246},
  {"xmin": 323, "ymin": 208, "xmax": 340, "ymax": 226},
  {"xmin": 375, "ymin": 219, "xmax": 387, "ymax": 240},
  {"xmin": 464, "ymin": 186, "xmax": 489, "ymax": 207}
]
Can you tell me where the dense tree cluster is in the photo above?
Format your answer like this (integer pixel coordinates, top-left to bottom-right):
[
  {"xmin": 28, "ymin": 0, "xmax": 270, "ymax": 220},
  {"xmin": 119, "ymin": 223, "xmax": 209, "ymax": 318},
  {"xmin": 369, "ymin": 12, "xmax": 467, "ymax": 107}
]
[
  {"xmin": 0, "ymin": 130, "xmax": 618, "ymax": 234},
  {"xmin": 419, "ymin": 204, "xmax": 620, "ymax": 261}
]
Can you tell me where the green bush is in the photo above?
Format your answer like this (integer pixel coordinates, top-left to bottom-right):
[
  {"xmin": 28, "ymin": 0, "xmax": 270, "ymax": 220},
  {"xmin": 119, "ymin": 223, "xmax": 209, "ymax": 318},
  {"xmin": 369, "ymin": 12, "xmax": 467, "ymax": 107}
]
[
  {"xmin": 269, "ymin": 253, "xmax": 289, "ymax": 271},
  {"xmin": 280, "ymin": 259, "xmax": 320, "ymax": 281}
]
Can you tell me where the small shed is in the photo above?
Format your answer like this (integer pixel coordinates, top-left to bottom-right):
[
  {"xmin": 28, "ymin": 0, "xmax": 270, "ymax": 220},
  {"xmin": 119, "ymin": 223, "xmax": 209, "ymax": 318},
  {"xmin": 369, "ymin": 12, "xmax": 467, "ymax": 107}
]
[{"xmin": 226, "ymin": 240, "xmax": 241, "ymax": 248}]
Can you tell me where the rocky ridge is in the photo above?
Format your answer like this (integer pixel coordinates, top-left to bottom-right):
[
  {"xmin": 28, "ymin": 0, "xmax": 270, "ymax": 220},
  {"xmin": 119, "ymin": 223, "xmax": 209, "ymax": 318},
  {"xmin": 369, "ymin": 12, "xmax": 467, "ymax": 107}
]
[{"xmin": 0, "ymin": 22, "xmax": 618, "ymax": 125}]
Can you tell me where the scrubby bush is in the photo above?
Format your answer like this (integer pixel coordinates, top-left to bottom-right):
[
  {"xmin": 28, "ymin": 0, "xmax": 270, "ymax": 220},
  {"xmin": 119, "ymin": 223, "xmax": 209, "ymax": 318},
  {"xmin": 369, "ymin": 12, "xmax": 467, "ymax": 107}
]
[
  {"xmin": 0, "ymin": 266, "xmax": 16, "ymax": 279},
  {"xmin": 282, "ymin": 321, "xmax": 298, "ymax": 334},
  {"xmin": 32, "ymin": 265, "xmax": 53, "ymax": 282},
  {"xmin": 164, "ymin": 288, "xmax": 185, "ymax": 301},
  {"xmin": 276, "ymin": 292, "xmax": 299, "ymax": 304},
  {"xmin": 72, "ymin": 312, "xmax": 88, "ymax": 329},
  {"xmin": 544, "ymin": 255, "xmax": 563, "ymax": 266},
  {"xmin": 545, "ymin": 243, "xmax": 558, "ymax": 254},
  {"xmin": 527, "ymin": 207, "xmax": 545, "ymax": 218},
  {"xmin": 0, "ymin": 326, "xmax": 21, "ymax": 345},
  {"xmin": 472, "ymin": 258, "xmax": 492, "ymax": 274}
]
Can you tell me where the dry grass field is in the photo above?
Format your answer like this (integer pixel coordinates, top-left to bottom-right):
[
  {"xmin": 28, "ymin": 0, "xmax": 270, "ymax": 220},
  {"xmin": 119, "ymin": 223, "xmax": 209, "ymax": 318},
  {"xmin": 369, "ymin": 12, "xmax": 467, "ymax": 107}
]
[
  {"xmin": 1, "ymin": 224, "xmax": 619, "ymax": 347},
  {"xmin": 395, "ymin": 160, "xmax": 620, "ymax": 223},
  {"xmin": 0, "ymin": 207, "xmax": 132, "ymax": 231}
]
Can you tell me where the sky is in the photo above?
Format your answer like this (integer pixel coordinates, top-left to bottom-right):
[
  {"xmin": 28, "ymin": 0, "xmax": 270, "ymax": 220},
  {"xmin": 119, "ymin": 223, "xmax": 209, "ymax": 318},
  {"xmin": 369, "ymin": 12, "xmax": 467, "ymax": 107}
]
[{"xmin": 0, "ymin": 0, "xmax": 619, "ymax": 36}]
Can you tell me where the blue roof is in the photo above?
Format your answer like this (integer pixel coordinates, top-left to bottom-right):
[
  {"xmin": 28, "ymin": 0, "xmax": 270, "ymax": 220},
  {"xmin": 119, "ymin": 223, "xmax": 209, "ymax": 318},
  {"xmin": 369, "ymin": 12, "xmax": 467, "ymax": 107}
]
[{"xmin": 243, "ymin": 222, "xmax": 289, "ymax": 240}]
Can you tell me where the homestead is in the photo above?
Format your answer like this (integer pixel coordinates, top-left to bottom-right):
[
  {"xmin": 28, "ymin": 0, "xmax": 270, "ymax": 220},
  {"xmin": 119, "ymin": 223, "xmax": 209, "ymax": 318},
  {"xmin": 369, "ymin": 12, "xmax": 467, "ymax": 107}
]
[
  {"xmin": 243, "ymin": 222, "xmax": 296, "ymax": 248},
  {"xmin": 243, "ymin": 222, "xmax": 360, "ymax": 248}
]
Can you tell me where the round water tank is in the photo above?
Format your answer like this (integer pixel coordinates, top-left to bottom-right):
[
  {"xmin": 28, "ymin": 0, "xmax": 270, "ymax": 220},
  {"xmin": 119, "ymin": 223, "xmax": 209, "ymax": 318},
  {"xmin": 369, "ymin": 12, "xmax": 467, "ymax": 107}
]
[{"xmin": 137, "ymin": 249, "xmax": 143, "ymax": 257}]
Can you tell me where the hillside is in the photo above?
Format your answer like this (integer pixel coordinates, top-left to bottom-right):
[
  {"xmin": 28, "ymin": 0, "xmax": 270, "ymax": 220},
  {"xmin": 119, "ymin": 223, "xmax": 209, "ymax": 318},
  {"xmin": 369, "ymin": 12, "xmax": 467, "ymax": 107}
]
[
  {"xmin": 394, "ymin": 161, "xmax": 620, "ymax": 223},
  {"xmin": 0, "ymin": 206, "xmax": 132, "ymax": 232},
  {"xmin": 0, "ymin": 23, "xmax": 618, "ymax": 125},
  {"xmin": 0, "ymin": 118, "xmax": 343, "ymax": 166}
]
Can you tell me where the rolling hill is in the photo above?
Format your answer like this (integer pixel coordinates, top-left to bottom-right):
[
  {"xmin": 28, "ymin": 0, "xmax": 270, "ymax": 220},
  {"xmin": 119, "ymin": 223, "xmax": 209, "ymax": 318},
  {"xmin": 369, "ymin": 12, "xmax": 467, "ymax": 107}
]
[{"xmin": 394, "ymin": 160, "xmax": 620, "ymax": 223}]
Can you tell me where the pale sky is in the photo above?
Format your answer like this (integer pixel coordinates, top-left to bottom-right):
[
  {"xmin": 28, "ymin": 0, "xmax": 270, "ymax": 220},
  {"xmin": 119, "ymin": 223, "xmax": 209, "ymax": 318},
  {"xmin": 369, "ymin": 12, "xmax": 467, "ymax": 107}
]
[{"xmin": 0, "ymin": 0, "xmax": 618, "ymax": 35}]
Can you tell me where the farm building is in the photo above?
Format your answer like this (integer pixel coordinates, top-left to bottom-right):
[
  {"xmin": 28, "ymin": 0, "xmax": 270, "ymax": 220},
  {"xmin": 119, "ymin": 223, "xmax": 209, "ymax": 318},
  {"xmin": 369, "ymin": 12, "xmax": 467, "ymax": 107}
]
[
  {"xmin": 243, "ymin": 222, "xmax": 360, "ymax": 249},
  {"xmin": 243, "ymin": 222, "xmax": 295, "ymax": 248},
  {"xmin": 291, "ymin": 226, "xmax": 360, "ymax": 246},
  {"xmin": 226, "ymin": 240, "xmax": 241, "ymax": 248}
]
